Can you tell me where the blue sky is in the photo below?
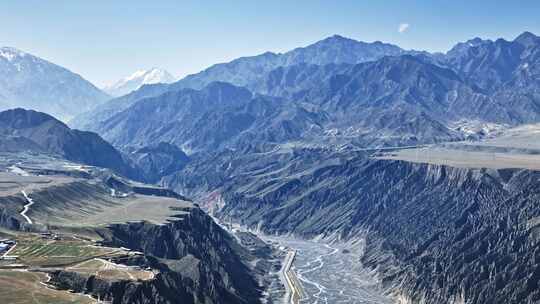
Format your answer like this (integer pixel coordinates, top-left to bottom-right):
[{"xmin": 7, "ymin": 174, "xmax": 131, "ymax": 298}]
[{"xmin": 1, "ymin": 0, "xmax": 539, "ymax": 87}]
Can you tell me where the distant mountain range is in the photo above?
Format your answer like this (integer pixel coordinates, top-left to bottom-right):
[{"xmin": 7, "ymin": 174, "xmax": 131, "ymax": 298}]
[
  {"xmin": 4, "ymin": 31, "xmax": 540, "ymax": 166},
  {"xmin": 0, "ymin": 47, "xmax": 110, "ymax": 122},
  {"xmin": 103, "ymin": 68, "xmax": 176, "ymax": 97},
  {"xmin": 70, "ymin": 32, "xmax": 540, "ymax": 153},
  {"xmin": 69, "ymin": 35, "xmax": 410, "ymax": 130},
  {"xmin": 171, "ymin": 35, "xmax": 407, "ymax": 90}
]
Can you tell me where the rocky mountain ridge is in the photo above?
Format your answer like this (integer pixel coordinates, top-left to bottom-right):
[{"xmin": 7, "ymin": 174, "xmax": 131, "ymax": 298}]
[
  {"xmin": 73, "ymin": 32, "xmax": 540, "ymax": 155},
  {"xmin": 70, "ymin": 35, "xmax": 409, "ymax": 130}
]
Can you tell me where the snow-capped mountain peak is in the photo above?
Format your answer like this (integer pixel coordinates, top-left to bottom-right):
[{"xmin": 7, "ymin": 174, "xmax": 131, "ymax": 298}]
[
  {"xmin": 0, "ymin": 46, "xmax": 110, "ymax": 122},
  {"xmin": 0, "ymin": 47, "xmax": 28, "ymax": 62},
  {"xmin": 103, "ymin": 68, "xmax": 176, "ymax": 97}
]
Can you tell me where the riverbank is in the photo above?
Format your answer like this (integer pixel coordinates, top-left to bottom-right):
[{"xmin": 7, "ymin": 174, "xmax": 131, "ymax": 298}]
[
  {"xmin": 258, "ymin": 235, "xmax": 392, "ymax": 304},
  {"xmin": 280, "ymin": 250, "xmax": 306, "ymax": 304},
  {"xmin": 211, "ymin": 217, "xmax": 392, "ymax": 304}
]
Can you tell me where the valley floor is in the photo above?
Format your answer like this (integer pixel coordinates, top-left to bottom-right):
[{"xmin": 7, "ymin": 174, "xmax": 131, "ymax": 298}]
[{"xmin": 261, "ymin": 235, "xmax": 392, "ymax": 304}]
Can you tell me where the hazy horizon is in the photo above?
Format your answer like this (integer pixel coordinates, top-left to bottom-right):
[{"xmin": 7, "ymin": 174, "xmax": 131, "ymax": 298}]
[{"xmin": 2, "ymin": 0, "xmax": 539, "ymax": 87}]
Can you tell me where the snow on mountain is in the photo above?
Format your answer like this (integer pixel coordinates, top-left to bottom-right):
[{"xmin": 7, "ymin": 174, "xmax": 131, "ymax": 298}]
[
  {"xmin": 103, "ymin": 68, "xmax": 176, "ymax": 97},
  {"xmin": 0, "ymin": 47, "xmax": 26, "ymax": 62},
  {"xmin": 0, "ymin": 46, "xmax": 110, "ymax": 122}
]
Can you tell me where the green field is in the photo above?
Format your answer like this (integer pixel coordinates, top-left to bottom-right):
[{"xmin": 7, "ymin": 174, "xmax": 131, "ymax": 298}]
[
  {"xmin": 11, "ymin": 235, "xmax": 118, "ymax": 267},
  {"xmin": 38, "ymin": 194, "xmax": 192, "ymax": 227}
]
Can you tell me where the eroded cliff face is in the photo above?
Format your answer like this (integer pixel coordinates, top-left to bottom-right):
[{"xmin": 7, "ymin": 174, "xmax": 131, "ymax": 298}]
[
  {"xmin": 50, "ymin": 207, "xmax": 263, "ymax": 304},
  {"xmin": 191, "ymin": 155, "xmax": 540, "ymax": 304},
  {"xmin": 358, "ymin": 165, "xmax": 540, "ymax": 304},
  {"xmin": 0, "ymin": 194, "xmax": 25, "ymax": 230}
]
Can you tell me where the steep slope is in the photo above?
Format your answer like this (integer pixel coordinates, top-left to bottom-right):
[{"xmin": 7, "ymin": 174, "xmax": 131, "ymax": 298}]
[
  {"xmin": 49, "ymin": 210, "xmax": 264, "ymax": 304},
  {"xmin": 103, "ymin": 67, "xmax": 176, "ymax": 97},
  {"xmin": 444, "ymin": 32, "xmax": 537, "ymax": 92},
  {"xmin": 69, "ymin": 82, "xmax": 171, "ymax": 131},
  {"xmin": 92, "ymin": 210, "xmax": 262, "ymax": 304},
  {"xmin": 256, "ymin": 54, "xmax": 540, "ymax": 123},
  {"xmin": 71, "ymin": 35, "xmax": 406, "ymax": 131},
  {"xmin": 440, "ymin": 32, "xmax": 540, "ymax": 124},
  {"xmin": 246, "ymin": 62, "xmax": 351, "ymax": 98},
  {"xmin": 0, "ymin": 47, "xmax": 109, "ymax": 121},
  {"xmin": 454, "ymin": 39, "xmax": 518, "ymax": 88},
  {"xmin": 95, "ymin": 82, "xmax": 328, "ymax": 152},
  {"xmin": 0, "ymin": 108, "xmax": 135, "ymax": 177},
  {"xmin": 97, "ymin": 82, "xmax": 253, "ymax": 150},
  {"xmin": 128, "ymin": 142, "xmax": 190, "ymax": 183},
  {"xmin": 251, "ymin": 53, "xmax": 540, "ymax": 139}
]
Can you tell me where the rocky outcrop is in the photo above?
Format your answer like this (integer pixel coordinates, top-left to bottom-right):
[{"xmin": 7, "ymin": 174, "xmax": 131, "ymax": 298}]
[
  {"xmin": 0, "ymin": 194, "xmax": 25, "ymax": 230},
  {"xmin": 358, "ymin": 164, "xmax": 540, "ymax": 304},
  {"xmin": 50, "ymin": 207, "xmax": 263, "ymax": 304},
  {"xmin": 51, "ymin": 268, "xmax": 239, "ymax": 304}
]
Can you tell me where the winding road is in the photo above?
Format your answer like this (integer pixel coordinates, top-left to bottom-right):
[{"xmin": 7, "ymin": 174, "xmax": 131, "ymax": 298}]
[
  {"xmin": 20, "ymin": 190, "xmax": 35, "ymax": 224},
  {"xmin": 280, "ymin": 250, "xmax": 306, "ymax": 304}
]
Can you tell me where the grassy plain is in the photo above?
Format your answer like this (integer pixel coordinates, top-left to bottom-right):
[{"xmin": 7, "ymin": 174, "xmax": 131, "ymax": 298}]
[{"xmin": 0, "ymin": 270, "xmax": 95, "ymax": 304}]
